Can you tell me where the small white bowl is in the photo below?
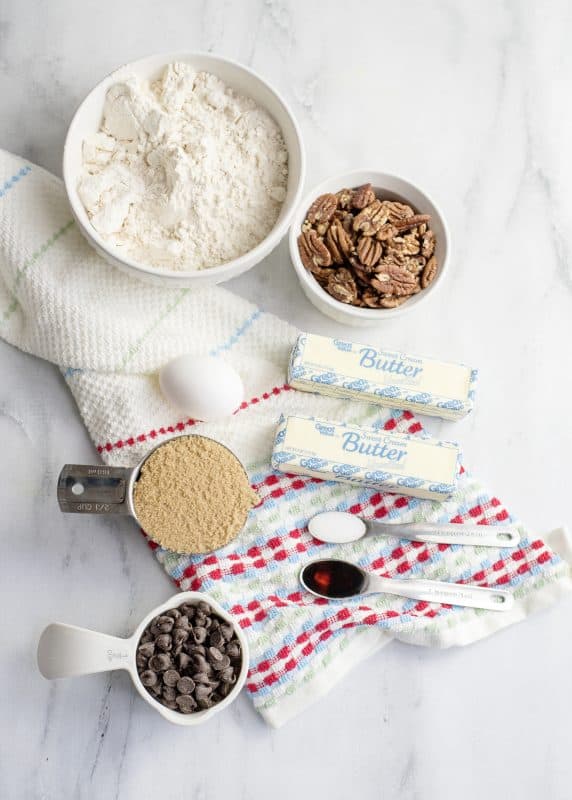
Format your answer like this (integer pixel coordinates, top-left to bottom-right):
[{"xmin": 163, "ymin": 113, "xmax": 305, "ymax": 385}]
[
  {"xmin": 289, "ymin": 170, "xmax": 450, "ymax": 326},
  {"xmin": 63, "ymin": 52, "xmax": 305, "ymax": 287}
]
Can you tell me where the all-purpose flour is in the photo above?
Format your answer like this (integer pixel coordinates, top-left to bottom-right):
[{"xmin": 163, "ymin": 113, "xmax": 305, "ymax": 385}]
[{"xmin": 78, "ymin": 63, "xmax": 288, "ymax": 270}]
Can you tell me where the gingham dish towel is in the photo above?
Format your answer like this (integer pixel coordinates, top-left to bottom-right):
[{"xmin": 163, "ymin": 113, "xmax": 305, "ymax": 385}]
[{"xmin": 2, "ymin": 150, "xmax": 572, "ymax": 727}]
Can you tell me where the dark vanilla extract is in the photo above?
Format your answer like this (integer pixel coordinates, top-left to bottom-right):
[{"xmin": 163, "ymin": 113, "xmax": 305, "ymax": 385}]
[{"xmin": 302, "ymin": 560, "xmax": 367, "ymax": 599}]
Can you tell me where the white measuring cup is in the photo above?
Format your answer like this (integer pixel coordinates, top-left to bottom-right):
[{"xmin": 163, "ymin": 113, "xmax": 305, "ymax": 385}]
[
  {"xmin": 57, "ymin": 434, "xmax": 251, "ymax": 552},
  {"xmin": 37, "ymin": 591, "xmax": 249, "ymax": 726}
]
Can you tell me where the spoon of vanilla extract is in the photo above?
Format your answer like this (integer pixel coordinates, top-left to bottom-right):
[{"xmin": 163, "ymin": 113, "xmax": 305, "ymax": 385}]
[{"xmin": 299, "ymin": 558, "xmax": 513, "ymax": 611}]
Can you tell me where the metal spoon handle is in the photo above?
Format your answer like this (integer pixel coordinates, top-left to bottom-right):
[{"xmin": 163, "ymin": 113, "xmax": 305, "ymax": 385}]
[
  {"xmin": 369, "ymin": 520, "xmax": 520, "ymax": 548},
  {"xmin": 368, "ymin": 575, "xmax": 513, "ymax": 611}
]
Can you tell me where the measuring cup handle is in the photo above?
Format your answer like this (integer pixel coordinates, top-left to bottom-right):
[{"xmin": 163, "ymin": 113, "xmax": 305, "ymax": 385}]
[
  {"xmin": 57, "ymin": 464, "xmax": 133, "ymax": 515},
  {"xmin": 37, "ymin": 623, "xmax": 134, "ymax": 679}
]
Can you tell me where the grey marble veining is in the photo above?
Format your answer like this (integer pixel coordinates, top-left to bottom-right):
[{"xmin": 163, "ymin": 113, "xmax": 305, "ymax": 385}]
[{"xmin": 1, "ymin": 1, "xmax": 572, "ymax": 798}]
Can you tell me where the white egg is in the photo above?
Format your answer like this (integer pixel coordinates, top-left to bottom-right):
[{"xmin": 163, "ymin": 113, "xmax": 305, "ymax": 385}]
[{"xmin": 159, "ymin": 354, "xmax": 244, "ymax": 422}]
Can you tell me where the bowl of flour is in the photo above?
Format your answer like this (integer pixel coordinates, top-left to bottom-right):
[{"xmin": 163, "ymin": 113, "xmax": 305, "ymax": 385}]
[{"xmin": 63, "ymin": 53, "xmax": 305, "ymax": 286}]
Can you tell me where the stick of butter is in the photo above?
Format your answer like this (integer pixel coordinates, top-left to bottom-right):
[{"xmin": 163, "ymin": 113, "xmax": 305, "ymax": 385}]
[
  {"xmin": 288, "ymin": 333, "xmax": 478, "ymax": 421},
  {"xmin": 271, "ymin": 415, "xmax": 460, "ymax": 501}
]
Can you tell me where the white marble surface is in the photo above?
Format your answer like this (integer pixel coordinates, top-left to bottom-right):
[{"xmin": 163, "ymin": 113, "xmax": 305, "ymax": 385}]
[{"xmin": 1, "ymin": 1, "xmax": 572, "ymax": 798}]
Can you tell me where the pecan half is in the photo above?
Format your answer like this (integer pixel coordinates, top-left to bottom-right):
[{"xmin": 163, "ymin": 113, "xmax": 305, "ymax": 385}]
[
  {"xmin": 370, "ymin": 264, "xmax": 419, "ymax": 296},
  {"xmin": 375, "ymin": 224, "xmax": 398, "ymax": 241},
  {"xmin": 333, "ymin": 209, "xmax": 355, "ymax": 235},
  {"xmin": 381, "ymin": 200, "xmax": 415, "ymax": 223},
  {"xmin": 385, "ymin": 233, "xmax": 421, "ymax": 256},
  {"xmin": 420, "ymin": 256, "xmax": 438, "ymax": 288},
  {"xmin": 403, "ymin": 256, "xmax": 426, "ymax": 275},
  {"xmin": 350, "ymin": 260, "xmax": 376, "ymax": 286},
  {"xmin": 306, "ymin": 193, "xmax": 337, "ymax": 226},
  {"xmin": 353, "ymin": 200, "xmax": 390, "ymax": 236},
  {"xmin": 357, "ymin": 236, "xmax": 382, "ymax": 268},
  {"xmin": 325, "ymin": 218, "xmax": 354, "ymax": 264},
  {"xmin": 326, "ymin": 268, "xmax": 358, "ymax": 304},
  {"xmin": 421, "ymin": 229, "xmax": 435, "ymax": 259},
  {"xmin": 297, "ymin": 230, "xmax": 332, "ymax": 271},
  {"xmin": 312, "ymin": 266, "xmax": 337, "ymax": 283},
  {"xmin": 393, "ymin": 214, "xmax": 431, "ymax": 233},
  {"xmin": 379, "ymin": 295, "xmax": 410, "ymax": 308},
  {"xmin": 360, "ymin": 289, "xmax": 382, "ymax": 308},
  {"xmin": 336, "ymin": 188, "xmax": 354, "ymax": 209},
  {"xmin": 351, "ymin": 183, "xmax": 376, "ymax": 210}
]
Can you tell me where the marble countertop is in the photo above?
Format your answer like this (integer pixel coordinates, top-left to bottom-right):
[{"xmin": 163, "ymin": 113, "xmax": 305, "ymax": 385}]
[{"xmin": 2, "ymin": 1, "xmax": 572, "ymax": 798}]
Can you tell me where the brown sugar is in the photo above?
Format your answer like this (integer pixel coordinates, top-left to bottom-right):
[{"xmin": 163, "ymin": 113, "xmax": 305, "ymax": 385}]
[{"xmin": 133, "ymin": 435, "xmax": 257, "ymax": 553}]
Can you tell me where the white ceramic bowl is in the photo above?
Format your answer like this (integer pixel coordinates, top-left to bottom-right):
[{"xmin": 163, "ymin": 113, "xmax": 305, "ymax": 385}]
[
  {"xmin": 63, "ymin": 52, "xmax": 305, "ymax": 287},
  {"xmin": 289, "ymin": 170, "xmax": 450, "ymax": 326},
  {"xmin": 37, "ymin": 591, "xmax": 249, "ymax": 726}
]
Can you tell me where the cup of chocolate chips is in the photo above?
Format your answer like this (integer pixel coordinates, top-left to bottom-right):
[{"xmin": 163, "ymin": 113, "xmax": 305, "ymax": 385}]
[
  {"xmin": 136, "ymin": 598, "xmax": 245, "ymax": 718},
  {"xmin": 37, "ymin": 592, "xmax": 249, "ymax": 726}
]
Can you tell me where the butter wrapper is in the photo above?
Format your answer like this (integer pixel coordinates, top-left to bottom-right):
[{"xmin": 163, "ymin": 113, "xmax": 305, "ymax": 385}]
[
  {"xmin": 288, "ymin": 333, "xmax": 478, "ymax": 421},
  {"xmin": 271, "ymin": 415, "xmax": 460, "ymax": 501}
]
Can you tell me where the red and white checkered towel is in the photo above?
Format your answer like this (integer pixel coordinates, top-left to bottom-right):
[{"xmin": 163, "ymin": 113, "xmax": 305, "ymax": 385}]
[{"xmin": 2, "ymin": 149, "xmax": 571, "ymax": 727}]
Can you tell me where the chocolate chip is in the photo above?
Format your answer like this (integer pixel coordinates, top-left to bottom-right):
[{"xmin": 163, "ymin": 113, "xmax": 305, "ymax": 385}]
[
  {"xmin": 140, "ymin": 670, "xmax": 158, "ymax": 687},
  {"xmin": 220, "ymin": 666, "xmax": 236, "ymax": 683},
  {"xmin": 176, "ymin": 694, "xmax": 197, "ymax": 713},
  {"xmin": 208, "ymin": 646, "xmax": 224, "ymax": 663},
  {"xmin": 136, "ymin": 653, "xmax": 148, "ymax": 670},
  {"xmin": 177, "ymin": 653, "xmax": 191, "ymax": 671},
  {"xmin": 175, "ymin": 615, "xmax": 191, "ymax": 631},
  {"xmin": 177, "ymin": 677, "xmax": 195, "ymax": 695},
  {"xmin": 187, "ymin": 644, "xmax": 206, "ymax": 656},
  {"xmin": 194, "ymin": 683, "xmax": 212, "ymax": 701},
  {"xmin": 163, "ymin": 669, "xmax": 180, "ymax": 687},
  {"xmin": 155, "ymin": 634, "xmax": 172, "ymax": 652},
  {"xmin": 197, "ymin": 696, "xmax": 214, "ymax": 710},
  {"xmin": 162, "ymin": 685, "xmax": 177, "ymax": 702},
  {"xmin": 149, "ymin": 653, "xmax": 171, "ymax": 672},
  {"xmin": 165, "ymin": 608, "xmax": 181, "ymax": 620},
  {"xmin": 137, "ymin": 641, "xmax": 155, "ymax": 658},
  {"xmin": 209, "ymin": 629, "xmax": 225, "ymax": 649},
  {"xmin": 225, "ymin": 642, "xmax": 241, "ymax": 660},
  {"xmin": 155, "ymin": 615, "xmax": 175, "ymax": 633},
  {"xmin": 172, "ymin": 628, "xmax": 189, "ymax": 647},
  {"xmin": 220, "ymin": 623, "xmax": 234, "ymax": 642},
  {"xmin": 192, "ymin": 671, "xmax": 211, "ymax": 685},
  {"xmin": 212, "ymin": 655, "xmax": 231, "ymax": 671},
  {"xmin": 191, "ymin": 654, "xmax": 210, "ymax": 673},
  {"xmin": 197, "ymin": 601, "xmax": 210, "ymax": 614},
  {"xmin": 192, "ymin": 626, "xmax": 207, "ymax": 644}
]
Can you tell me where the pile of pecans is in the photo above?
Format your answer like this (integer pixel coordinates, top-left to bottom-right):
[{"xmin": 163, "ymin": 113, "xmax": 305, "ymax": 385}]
[
  {"xmin": 297, "ymin": 184, "xmax": 437, "ymax": 308},
  {"xmin": 136, "ymin": 600, "xmax": 242, "ymax": 714}
]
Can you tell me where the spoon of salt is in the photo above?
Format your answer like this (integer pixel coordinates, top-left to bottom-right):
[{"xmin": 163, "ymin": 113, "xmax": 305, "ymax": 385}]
[
  {"xmin": 299, "ymin": 558, "xmax": 513, "ymax": 611},
  {"xmin": 308, "ymin": 511, "xmax": 520, "ymax": 548}
]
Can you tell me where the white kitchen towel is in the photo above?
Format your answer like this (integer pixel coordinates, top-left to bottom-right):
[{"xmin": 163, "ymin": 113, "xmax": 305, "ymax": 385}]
[{"xmin": 2, "ymin": 149, "xmax": 571, "ymax": 728}]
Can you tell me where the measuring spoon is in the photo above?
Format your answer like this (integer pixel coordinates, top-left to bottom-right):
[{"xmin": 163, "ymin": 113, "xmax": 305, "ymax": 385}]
[
  {"xmin": 308, "ymin": 511, "xmax": 520, "ymax": 548},
  {"xmin": 299, "ymin": 558, "xmax": 513, "ymax": 611}
]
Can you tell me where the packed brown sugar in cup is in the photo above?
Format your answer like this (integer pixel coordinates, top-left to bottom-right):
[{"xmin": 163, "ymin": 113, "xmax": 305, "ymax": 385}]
[{"xmin": 133, "ymin": 435, "xmax": 258, "ymax": 554}]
